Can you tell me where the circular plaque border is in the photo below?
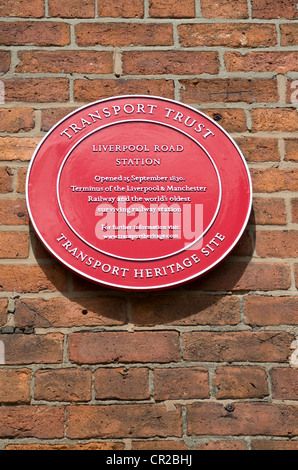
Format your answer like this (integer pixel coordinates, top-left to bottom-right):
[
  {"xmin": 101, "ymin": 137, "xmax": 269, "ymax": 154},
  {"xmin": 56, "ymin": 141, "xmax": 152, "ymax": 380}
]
[
  {"xmin": 26, "ymin": 95, "xmax": 252, "ymax": 291},
  {"xmin": 56, "ymin": 119, "xmax": 222, "ymax": 262}
]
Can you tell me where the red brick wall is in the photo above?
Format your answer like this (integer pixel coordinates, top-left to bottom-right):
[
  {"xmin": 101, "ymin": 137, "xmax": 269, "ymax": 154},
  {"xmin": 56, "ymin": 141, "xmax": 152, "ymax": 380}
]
[{"xmin": 0, "ymin": 0, "xmax": 297, "ymax": 451}]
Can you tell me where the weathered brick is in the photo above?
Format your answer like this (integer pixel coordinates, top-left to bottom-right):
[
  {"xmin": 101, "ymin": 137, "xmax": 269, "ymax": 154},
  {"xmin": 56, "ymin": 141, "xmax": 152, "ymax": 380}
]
[
  {"xmin": 5, "ymin": 442, "xmax": 125, "ymax": 450},
  {"xmin": 295, "ymin": 264, "xmax": 298, "ymax": 289},
  {"xmin": 0, "ymin": 137, "xmax": 41, "ymax": 161},
  {"xmin": 4, "ymin": 78, "xmax": 69, "ymax": 103},
  {"xmin": 200, "ymin": 0, "xmax": 248, "ymax": 18},
  {"xmin": 225, "ymin": 51, "xmax": 298, "ymax": 74},
  {"xmin": 132, "ymin": 441, "xmax": 188, "ymax": 450},
  {"xmin": 0, "ymin": 368, "xmax": 31, "ymax": 404},
  {"xmin": 41, "ymin": 107, "xmax": 79, "ymax": 132},
  {"xmin": 149, "ymin": 0, "xmax": 195, "ymax": 18},
  {"xmin": 280, "ymin": 23, "xmax": 298, "ymax": 46},
  {"xmin": 187, "ymin": 261, "xmax": 291, "ymax": 291},
  {"xmin": 255, "ymin": 230, "xmax": 298, "ymax": 258},
  {"xmin": 0, "ymin": 405, "xmax": 64, "ymax": 438},
  {"xmin": 204, "ymin": 108, "xmax": 247, "ymax": 133},
  {"xmin": 0, "ymin": 50, "xmax": 10, "ymax": 73},
  {"xmin": 213, "ymin": 366, "xmax": 268, "ymax": 399},
  {"xmin": 0, "ymin": 21, "xmax": 70, "ymax": 46},
  {"xmin": 97, "ymin": 0, "xmax": 144, "ymax": 18},
  {"xmin": 66, "ymin": 404, "xmax": 182, "ymax": 438},
  {"xmin": 0, "ymin": 231, "xmax": 29, "ymax": 258},
  {"xmin": 0, "ymin": 333, "xmax": 64, "ymax": 364},
  {"xmin": 154, "ymin": 367, "xmax": 209, "ymax": 400},
  {"xmin": 0, "ymin": 299, "xmax": 7, "ymax": 326},
  {"xmin": 48, "ymin": 0, "xmax": 95, "ymax": 17},
  {"xmin": 14, "ymin": 296, "xmax": 126, "ymax": 328},
  {"xmin": 17, "ymin": 167, "xmax": 27, "ymax": 193},
  {"xmin": 285, "ymin": 138, "xmax": 298, "ymax": 162},
  {"xmin": 74, "ymin": 79, "xmax": 174, "ymax": 102},
  {"xmin": 187, "ymin": 402, "xmax": 298, "ymax": 436},
  {"xmin": 252, "ymin": 0, "xmax": 298, "ymax": 19},
  {"xmin": 0, "ymin": 166, "xmax": 13, "ymax": 192},
  {"xmin": 94, "ymin": 367, "xmax": 150, "ymax": 400},
  {"xmin": 252, "ymin": 107, "xmax": 298, "ymax": 132},
  {"xmin": 195, "ymin": 440, "xmax": 248, "ymax": 450},
  {"xmin": 235, "ymin": 137, "xmax": 279, "ymax": 162},
  {"xmin": 0, "ymin": 199, "xmax": 29, "ymax": 225},
  {"xmin": 244, "ymin": 295, "xmax": 298, "ymax": 327},
  {"xmin": 0, "ymin": 264, "xmax": 67, "ymax": 292},
  {"xmin": 75, "ymin": 23, "xmax": 173, "ymax": 47},
  {"xmin": 178, "ymin": 23, "xmax": 276, "ymax": 47},
  {"xmin": 271, "ymin": 368, "xmax": 298, "ymax": 400},
  {"xmin": 69, "ymin": 331, "xmax": 180, "ymax": 364},
  {"xmin": 180, "ymin": 79, "xmax": 278, "ymax": 104},
  {"xmin": 130, "ymin": 294, "xmax": 240, "ymax": 326},
  {"xmin": 291, "ymin": 198, "xmax": 298, "ymax": 223},
  {"xmin": 122, "ymin": 51, "xmax": 219, "ymax": 75},
  {"xmin": 0, "ymin": 0, "xmax": 44, "ymax": 17},
  {"xmin": 183, "ymin": 331, "xmax": 294, "ymax": 362},
  {"xmin": 251, "ymin": 168, "xmax": 298, "ymax": 193},
  {"xmin": 16, "ymin": 51, "xmax": 113, "ymax": 74},
  {"xmin": 251, "ymin": 197, "xmax": 287, "ymax": 225},
  {"xmin": 0, "ymin": 108, "xmax": 35, "ymax": 133},
  {"xmin": 34, "ymin": 368, "xmax": 92, "ymax": 402},
  {"xmin": 252, "ymin": 440, "xmax": 298, "ymax": 450}
]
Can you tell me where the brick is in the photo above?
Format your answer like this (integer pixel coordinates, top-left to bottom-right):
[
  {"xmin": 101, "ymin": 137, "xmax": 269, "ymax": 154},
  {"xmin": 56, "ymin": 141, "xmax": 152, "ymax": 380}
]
[
  {"xmin": 292, "ymin": 198, "xmax": 298, "ymax": 223},
  {"xmin": 0, "ymin": 108, "xmax": 34, "ymax": 133},
  {"xmin": 285, "ymin": 138, "xmax": 298, "ymax": 162},
  {"xmin": 35, "ymin": 368, "xmax": 92, "ymax": 402},
  {"xmin": 231, "ymin": 230, "xmax": 253, "ymax": 257},
  {"xmin": 154, "ymin": 367, "xmax": 209, "ymax": 400},
  {"xmin": 49, "ymin": 0, "xmax": 95, "ymax": 17},
  {"xmin": 0, "ymin": 166, "xmax": 13, "ymax": 192},
  {"xmin": 183, "ymin": 331, "xmax": 294, "ymax": 362},
  {"xmin": 200, "ymin": 0, "xmax": 248, "ymax": 18},
  {"xmin": 0, "ymin": 0, "xmax": 44, "ymax": 17},
  {"xmin": 251, "ymin": 197, "xmax": 287, "ymax": 225},
  {"xmin": 0, "ymin": 368, "xmax": 31, "ymax": 404},
  {"xmin": 0, "ymin": 264, "xmax": 67, "ymax": 292},
  {"xmin": 122, "ymin": 51, "xmax": 219, "ymax": 75},
  {"xmin": 244, "ymin": 295, "xmax": 298, "ymax": 327},
  {"xmin": 187, "ymin": 402, "xmax": 298, "ymax": 436},
  {"xmin": 0, "ymin": 231, "xmax": 29, "ymax": 258},
  {"xmin": 213, "ymin": 366, "xmax": 268, "ymax": 399},
  {"xmin": 251, "ymin": 168, "xmax": 298, "ymax": 193},
  {"xmin": 0, "ymin": 199, "xmax": 29, "ymax": 225},
  {"xmin": 255, "ymin": 230, "xmax": 298, "ymax": 258},
  {"xmin": 235, "ymin": 137, "xmax": 279, "ymax": 162},
  {"xmin": 17, "ymin": 167, "xmax": 27, "ymax": 193},
  {"xmin": 180, "ymin": 79, "xmax": 278, "ymax": 104},
  {"xmin": 5, "ymin": 442, "xmax": 125, "ymax": 450},
  {"xmin": 225, "ymin": 51, "xmax": 298, "ymax": 74},
  {"xmin": 0, "ymin": 333, "xmax": 63, "ymax": 364},
  {"xmin": 66, "ymin": 404, "xmax": 182, "ymax": 438},
  {"xmin": 271, "ymin": 368, "xmax": 298, "ymax": 400},
  {"xmin": 41, "ymin": 107, "xmax": 79, "ymax": 132},
  {"xmin": 0, "ymin": 137, "xmax": 40, "ymax": 161},
  {"xmin": 195, "ymin": 440, "xmax": 248, "ymax": 450},
  {"xmin": 16, "ymin": 50, "xmax": 113, "ymax": 74},
  {"xmin": 97, "ymin": 0, "xmax": 144, "ymax": 18},
  {"xmin": 14, "ymin": 296, "xmax": 126, "ymax": 328},
  {"xmin": 4, "ymin": 78, "xmax": 69, "ymax": 103},
  {"xmin": 252, "ymin": 440, "xmax": 298, "ymax": 450},
  {"xmin": 132, "ymin": 441, "xmax": 188, "ymax": 450},
  {"xmin": 69, "ymin": 331, "xmax": 180, "ymax": 364},
  {"xmin": 0, "ymin": 50, "xmax": 10, "ymax": 73},
  {"xmin": 178, "ymin": 23, "xmax": 276, "ymax": 47},
  {"xmin": 0, "ymin": 299, "xmax": 7, "ymax": 326},
  {"xmin": 252, "ymin": 0, "xmax": 298, "ymax": 19},
  {"xmin": 75, "ymin": 23, "xmax": 173, "ymax": 47},
  {"xmin": 94, "ymin": 367, "xmax": 150, "ymax": 400},
  {"xmin": 149, "ymin": 0, "xmax": 195, "ymax": 18},
  {"xmin": 204, "ymin": 108, "xmax": 247, "ymax": 133},
  {"xmin": 187, "ymin": 261, "xmax": 291, "ymax": 291},
  {"xmin": 74, "ymin": 79, "xmax": 174, "ymax": 102},
  {"xmin": 0, "ymin": 21, "xmax": 70, "ymax": 46},
  {"xmin": 295, "ymin": 264, "xmax": 298, "ymax": 289},
  {"xmin": 130, "ymin": 294, "xmax": 240, "ymax": 326},
  {"xmin": 280, "ymin": 24, "xmax": 298, "ymax": 46},
  {"xmin": 0, "ymin": 405, "xmax": 64, "ymax": 438}
]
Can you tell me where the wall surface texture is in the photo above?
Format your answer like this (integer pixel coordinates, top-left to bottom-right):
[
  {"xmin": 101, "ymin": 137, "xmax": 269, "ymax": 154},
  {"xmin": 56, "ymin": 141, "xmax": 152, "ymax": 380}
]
[{"xmin": 0, "ymin": 0, "xmax": 297, "ymax": 451}]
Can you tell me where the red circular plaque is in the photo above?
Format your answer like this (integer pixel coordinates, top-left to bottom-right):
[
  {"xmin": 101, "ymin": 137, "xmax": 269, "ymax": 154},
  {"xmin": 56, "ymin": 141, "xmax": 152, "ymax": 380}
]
[{"xmin": 26, "ymin": 95, "xmax": 252, "ymax": 291}]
